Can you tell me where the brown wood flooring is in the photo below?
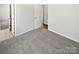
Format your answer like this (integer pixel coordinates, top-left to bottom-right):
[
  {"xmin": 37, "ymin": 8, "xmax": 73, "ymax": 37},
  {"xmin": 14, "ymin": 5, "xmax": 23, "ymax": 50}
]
[
  {"xmin": 0, "ymin": 29, "xmax": 12, "ymax": 42},
  {"xmin": 41, "ymin": 24, "xmax": 48, "ymax": 29}
]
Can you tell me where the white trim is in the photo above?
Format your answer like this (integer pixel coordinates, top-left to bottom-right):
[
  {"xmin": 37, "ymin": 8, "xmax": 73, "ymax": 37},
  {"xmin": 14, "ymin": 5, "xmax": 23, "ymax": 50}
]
[
  {"xmin": 48, "ymin": 28, "xmax": 79, "ymax": 43},
  {"xmin": 15, "ymin": 27, "xmax": 34, "ymax": 37},
  {"xmin": 14, "ymin": 4, "xmax": 16, "ymax": 37}
]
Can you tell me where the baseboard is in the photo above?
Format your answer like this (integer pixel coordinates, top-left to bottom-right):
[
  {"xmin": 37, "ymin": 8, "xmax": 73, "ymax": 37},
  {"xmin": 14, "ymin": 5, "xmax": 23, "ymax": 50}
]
[
  {"xmin": 48, "ymin": 29, "xmax": 79, "ymax": 43},
  {"xmin": 15, "ymin": 28, "xmax": 34, "ymax": 37}
]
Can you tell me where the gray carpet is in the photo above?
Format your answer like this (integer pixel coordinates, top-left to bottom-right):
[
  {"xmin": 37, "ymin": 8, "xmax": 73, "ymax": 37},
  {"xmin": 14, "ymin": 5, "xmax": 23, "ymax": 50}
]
[{"xmin": 0, "ymin": 28, "xmax": 79, "ymax": 54}]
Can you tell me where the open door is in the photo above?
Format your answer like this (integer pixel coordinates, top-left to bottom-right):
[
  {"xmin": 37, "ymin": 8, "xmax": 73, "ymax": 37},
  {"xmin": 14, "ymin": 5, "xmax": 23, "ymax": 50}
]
[
  {"xmin": 42, "ymin": 5, "xmax": 48, "ymax": 29},
  {"xmin": 34, "ymin": 4, "xmax": 43, "ymax": 29},
  {"xmin": 0, "ymin": 4, "xmax": 13, "ymax": 42}
]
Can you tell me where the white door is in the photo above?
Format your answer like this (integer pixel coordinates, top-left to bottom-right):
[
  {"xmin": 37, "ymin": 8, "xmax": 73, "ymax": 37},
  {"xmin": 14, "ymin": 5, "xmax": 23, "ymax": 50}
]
[{"xmin": 34, "ymin": 5, "xmax": 43, "ymax": 29}]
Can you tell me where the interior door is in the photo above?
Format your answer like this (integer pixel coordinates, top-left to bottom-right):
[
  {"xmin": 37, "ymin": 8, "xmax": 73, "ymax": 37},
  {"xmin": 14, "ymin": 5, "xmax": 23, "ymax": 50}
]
[{"xmin": 34, "ymin": 5, "xmax": 43, "ymax": 29}]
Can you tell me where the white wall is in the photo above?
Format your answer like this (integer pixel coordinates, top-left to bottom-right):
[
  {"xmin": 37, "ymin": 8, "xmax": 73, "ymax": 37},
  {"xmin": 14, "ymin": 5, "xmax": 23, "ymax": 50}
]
[
  {"xmin": 15, "ymin": 4, "xmax": 34, "ymax": 36},
  {"xmin": 48, "ymin": 4, "xmax": 79, "ymax": 42}
]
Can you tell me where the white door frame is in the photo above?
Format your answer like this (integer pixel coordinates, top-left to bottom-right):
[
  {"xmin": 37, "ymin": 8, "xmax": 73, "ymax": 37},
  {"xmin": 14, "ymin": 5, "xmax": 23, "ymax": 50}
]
[{"xmin": 10, "ymin": 4, "xmax": 15, "ymax": 36}]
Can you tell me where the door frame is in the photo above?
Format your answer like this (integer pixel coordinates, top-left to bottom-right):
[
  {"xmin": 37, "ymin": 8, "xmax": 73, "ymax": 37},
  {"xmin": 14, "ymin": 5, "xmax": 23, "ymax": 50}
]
[
  {"xmin": 9, "ymin": 4, "xmax": 12, "ymax": 32},
  {"xmin": 9, "ymin": 4, "xmax": 15, "ymax": 36}
]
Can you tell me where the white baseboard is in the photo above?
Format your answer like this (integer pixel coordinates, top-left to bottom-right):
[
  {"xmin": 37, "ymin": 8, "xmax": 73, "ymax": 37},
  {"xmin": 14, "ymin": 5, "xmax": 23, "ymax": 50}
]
[
  {"xmin": 15, "ymin": 28, "xmax": 34, "ymax": 37},
  {"xmin": 48, "ymin": 29, "xmax": 79, "ymax": 43}
]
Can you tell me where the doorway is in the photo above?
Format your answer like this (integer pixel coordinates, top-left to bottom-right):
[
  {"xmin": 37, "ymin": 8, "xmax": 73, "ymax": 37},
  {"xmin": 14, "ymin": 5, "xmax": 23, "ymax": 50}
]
[
  {"xmin": 42, "ymin": 5, "xmax": 48, "ymax": 29},
  {"xmin": 0, "ymin": 4, "xmax": 12, "ymax": 42},
  {"xmin": 34, "ymin": 4, "xmax": 48, "ymax": 29}
]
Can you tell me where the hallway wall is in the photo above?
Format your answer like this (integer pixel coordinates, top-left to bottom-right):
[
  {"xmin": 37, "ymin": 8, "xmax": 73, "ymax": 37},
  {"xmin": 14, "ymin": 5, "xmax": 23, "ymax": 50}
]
[{"xmin": 15, "ymin": 4, "xmax": 34, "ymax": 36}]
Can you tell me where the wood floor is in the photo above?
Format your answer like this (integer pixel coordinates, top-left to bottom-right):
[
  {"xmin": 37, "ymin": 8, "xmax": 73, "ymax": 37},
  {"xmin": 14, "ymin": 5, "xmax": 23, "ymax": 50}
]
[
  {"xmin": 0, "ymin": 29, "xmax": 12, "ymax": 42},
  {"xmin": 41, "ymin": 24, "xmax": 48, "ymax": 29}
]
